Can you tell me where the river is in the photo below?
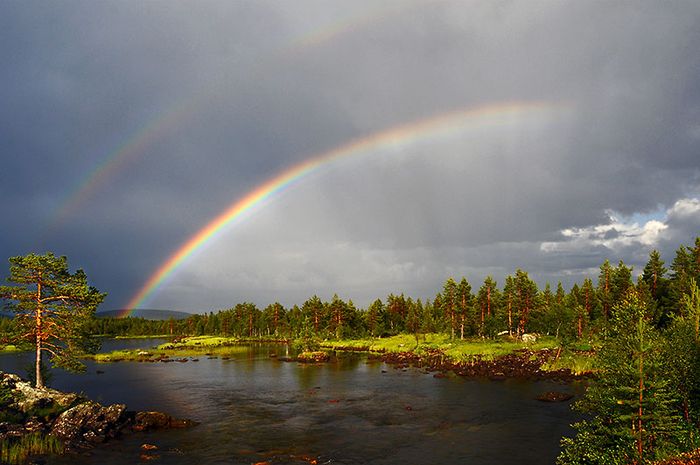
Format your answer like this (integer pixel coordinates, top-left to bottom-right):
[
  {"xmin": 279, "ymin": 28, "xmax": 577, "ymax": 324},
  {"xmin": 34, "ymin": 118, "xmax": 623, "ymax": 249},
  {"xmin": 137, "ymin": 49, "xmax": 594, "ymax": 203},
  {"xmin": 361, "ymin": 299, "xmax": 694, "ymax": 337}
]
[{"xmin": 0, "ymin": 339, "xmax": 583, "ymax": 465}]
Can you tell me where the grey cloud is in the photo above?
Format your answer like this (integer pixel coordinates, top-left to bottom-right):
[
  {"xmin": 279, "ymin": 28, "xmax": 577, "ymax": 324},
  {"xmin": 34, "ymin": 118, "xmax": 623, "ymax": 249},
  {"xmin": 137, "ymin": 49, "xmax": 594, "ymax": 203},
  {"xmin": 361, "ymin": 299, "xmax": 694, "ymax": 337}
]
[{"xmin": 1, "ymin": 0, "xmax": 699, "ymax": 311}]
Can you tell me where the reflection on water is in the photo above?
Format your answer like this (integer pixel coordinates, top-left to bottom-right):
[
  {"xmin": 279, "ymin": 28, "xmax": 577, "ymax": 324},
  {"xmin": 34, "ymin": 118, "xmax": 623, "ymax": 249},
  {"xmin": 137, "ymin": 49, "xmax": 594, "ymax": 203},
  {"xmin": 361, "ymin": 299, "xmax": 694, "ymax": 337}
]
[{"xmin": 0, "ymin": 340, "xmax": 583, "ymax": 465}]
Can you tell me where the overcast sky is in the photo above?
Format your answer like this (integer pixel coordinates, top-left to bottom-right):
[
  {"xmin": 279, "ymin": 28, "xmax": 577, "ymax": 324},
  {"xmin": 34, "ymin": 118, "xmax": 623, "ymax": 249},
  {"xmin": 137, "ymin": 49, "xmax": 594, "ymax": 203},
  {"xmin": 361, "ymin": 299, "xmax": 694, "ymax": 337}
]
[{"xmin": 1, "ymin": 0, "xmax": 699, "ymax": 312}]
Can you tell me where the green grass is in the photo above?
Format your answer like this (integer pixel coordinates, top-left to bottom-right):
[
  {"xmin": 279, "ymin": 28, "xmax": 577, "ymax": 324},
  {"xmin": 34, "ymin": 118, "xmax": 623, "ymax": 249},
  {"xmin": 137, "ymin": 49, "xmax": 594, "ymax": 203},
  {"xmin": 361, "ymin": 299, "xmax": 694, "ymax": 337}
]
[
  {"xmin": 0, "ymin": 433, "xmax": 64, "ymax": 465},
  {"xmin": 91, "ymin": 333, "xmax": 598, "ymax": 374},
  {"xmin": 114, "ymin": 334, "xmax": 171, "ymax": 339},
  {"xmin": 91, "ymin": 335, "xmax": 249, "ymax": 362},
  {"xmin": 541, "ymin": 350, "xmax": 598, "ymax": 375},
  {"xmin": 323, "ymin": 333, "xmax": 597, "ymax": 374},
  {"xmin": 323, "ymin": 333, "xmax": 559, "ymax": 361},
  {"xmin": 0, "ymin": 345, "xmax": 22, "ymax": 353},
  {"xmin": 162, "ymin": 335, "xmax": 238, "ymax": 347}
]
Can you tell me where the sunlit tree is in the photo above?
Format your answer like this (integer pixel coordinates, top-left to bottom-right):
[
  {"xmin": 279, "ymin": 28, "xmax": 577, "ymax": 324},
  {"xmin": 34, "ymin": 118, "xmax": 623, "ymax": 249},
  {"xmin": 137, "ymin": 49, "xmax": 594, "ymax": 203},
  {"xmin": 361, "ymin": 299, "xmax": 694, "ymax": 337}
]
[{"xmin": 0, "ymin": 253, "xmax": 105, "ymax": 388}]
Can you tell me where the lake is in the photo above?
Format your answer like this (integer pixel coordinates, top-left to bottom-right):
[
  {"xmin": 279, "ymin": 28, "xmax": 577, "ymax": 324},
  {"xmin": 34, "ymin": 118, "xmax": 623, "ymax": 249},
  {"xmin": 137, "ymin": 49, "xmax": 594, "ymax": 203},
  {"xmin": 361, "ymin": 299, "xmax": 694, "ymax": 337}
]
[{"xmin": 0, "ymin": 339, "xmax": 583, "ymax": 464}]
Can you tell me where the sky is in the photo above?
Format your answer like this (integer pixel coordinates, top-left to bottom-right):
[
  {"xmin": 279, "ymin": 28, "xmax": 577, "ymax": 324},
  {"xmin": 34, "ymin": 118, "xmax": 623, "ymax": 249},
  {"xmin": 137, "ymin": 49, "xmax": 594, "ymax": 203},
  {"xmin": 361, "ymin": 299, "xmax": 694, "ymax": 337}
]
[{"xmin": 1, "ymin": 0, "xmax": 699, "ymax": 313}]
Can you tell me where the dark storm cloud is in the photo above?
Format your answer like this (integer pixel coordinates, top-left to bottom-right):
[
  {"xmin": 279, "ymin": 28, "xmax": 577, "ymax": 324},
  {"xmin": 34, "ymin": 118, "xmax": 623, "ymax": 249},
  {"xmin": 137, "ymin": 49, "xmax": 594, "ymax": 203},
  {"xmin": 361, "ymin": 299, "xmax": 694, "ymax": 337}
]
[{"xmin": 1, "ymin": 0, "xmax": 699, "ymax": 311}]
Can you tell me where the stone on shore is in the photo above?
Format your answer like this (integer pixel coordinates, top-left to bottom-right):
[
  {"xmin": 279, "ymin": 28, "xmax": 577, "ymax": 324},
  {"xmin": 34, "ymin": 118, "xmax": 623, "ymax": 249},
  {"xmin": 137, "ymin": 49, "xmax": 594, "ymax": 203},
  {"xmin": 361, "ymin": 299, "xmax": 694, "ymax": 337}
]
[
  {"xmin": 50, "ymin": 401, "xmax": 128, "ymax": 446},
  {"xmin": 0, "ymin": 371, "xmax": 197, "ymax": 455}
]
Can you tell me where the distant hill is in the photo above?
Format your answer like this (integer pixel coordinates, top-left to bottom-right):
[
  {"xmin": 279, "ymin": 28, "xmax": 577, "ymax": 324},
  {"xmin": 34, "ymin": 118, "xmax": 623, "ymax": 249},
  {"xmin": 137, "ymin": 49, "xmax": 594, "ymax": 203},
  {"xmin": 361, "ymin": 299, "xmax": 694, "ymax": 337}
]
[{"xmin": 96, "ymin": 309, "xmax": 192, "ymax": 320}]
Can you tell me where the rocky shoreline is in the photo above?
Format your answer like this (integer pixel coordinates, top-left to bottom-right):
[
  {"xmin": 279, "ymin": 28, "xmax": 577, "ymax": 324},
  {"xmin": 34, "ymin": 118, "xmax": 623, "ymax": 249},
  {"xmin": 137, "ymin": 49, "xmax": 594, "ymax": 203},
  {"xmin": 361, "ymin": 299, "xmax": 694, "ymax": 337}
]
[{"xmin": 0, "ymin": 371, "xmax": 196, "ymax": 459}]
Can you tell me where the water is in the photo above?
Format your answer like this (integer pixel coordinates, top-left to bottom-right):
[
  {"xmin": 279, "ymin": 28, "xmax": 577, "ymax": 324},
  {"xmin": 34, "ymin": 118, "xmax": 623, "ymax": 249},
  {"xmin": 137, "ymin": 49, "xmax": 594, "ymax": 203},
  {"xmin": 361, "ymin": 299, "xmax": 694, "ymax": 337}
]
[{"xmin": 0, "ymin": 340, "xmax": 582, "ymax": 464}]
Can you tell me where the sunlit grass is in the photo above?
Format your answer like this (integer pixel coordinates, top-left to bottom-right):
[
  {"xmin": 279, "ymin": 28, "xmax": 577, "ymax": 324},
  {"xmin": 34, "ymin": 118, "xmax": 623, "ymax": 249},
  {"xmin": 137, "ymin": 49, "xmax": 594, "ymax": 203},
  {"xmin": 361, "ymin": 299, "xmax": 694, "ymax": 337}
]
[
  {"xmin": 91, "ymin": 335, "xmax": 250, "ymax": 362},
  {"xmin": 541, "ymin": 351, "xmax": 598, "ymax": 375},
  {"xmin": 324, "ymin": 333, "xmax": 560, "ymax": 361},
  {"xmin": 160, "ymin": 335, "xmax": 238, "ymax": 348},
  {"xmin": 0, "ymin": 433, "xmax": 64, "ymax": 465},
  {"xmin": 323, "ymin": 333, "xmax": 597, "ymax": 374},
  {"xmin": 0, "ymin": 345, "xmax": 22, "ymax": 353},
  {"xmin": 114, "ymin": 334, "xmax": 171, "ymax": 339}
]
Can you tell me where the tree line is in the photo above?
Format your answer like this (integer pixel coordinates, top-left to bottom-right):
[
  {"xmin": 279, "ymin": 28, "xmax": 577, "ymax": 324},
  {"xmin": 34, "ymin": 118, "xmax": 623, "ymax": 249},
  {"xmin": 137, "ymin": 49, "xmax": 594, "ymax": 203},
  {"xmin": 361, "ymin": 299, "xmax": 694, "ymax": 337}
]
[
  {"xmin": 2, "ymin": 239, "xmax": 700, "ymax": 463},
  {"xmin": 90, "ymin": 237, "xmax": 700, "ymax": 343},
  {"xmin": 558, "ymin": 265, "xmax": 700, "ymax": 464}
]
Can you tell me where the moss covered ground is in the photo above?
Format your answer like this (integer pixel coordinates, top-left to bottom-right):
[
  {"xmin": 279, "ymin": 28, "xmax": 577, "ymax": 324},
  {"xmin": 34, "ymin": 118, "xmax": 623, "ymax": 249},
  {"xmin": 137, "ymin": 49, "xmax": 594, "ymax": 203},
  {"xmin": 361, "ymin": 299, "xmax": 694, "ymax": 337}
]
[
  {"xmin": 321, "ymin": 333, "xmax": 597, "ymax": 375},
  {"xmin": 91, "ymin": 336, "xmax": 249, "ymax": 362},
  {"xmin": 90, "ymin": 333, "xmax": 597, "ymax": 374}
]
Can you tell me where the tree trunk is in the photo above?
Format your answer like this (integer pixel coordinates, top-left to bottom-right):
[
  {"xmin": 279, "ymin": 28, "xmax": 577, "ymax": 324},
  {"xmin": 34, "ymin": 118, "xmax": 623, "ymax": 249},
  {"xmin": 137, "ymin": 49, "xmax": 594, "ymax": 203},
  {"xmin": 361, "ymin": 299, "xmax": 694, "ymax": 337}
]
[
  {"xmin": 35, "ymin": 327, "xmax": 43, "ymax": 388},
  {"xmin": 577, "ymin": 314, "xmax": 582, "ymax": 339},
  {"xmin": 486, "ymin": 287, "xmax": 491, "ymax": 318},
  {"xmin": 35, "ymin": 278, "xmax": 44, "ymax": 389},
  {"xmin": 507, "ymin": 296, "xmax": 513, "ymax": 336}
]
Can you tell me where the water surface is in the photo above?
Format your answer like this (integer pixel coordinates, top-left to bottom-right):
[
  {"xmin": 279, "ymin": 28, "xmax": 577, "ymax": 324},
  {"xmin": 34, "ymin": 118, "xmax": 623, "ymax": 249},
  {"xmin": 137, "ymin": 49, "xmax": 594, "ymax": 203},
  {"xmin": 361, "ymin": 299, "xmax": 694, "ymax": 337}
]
[{"xmin": 0, "ymin": 340, "xmax": 582, "ymax": 464}]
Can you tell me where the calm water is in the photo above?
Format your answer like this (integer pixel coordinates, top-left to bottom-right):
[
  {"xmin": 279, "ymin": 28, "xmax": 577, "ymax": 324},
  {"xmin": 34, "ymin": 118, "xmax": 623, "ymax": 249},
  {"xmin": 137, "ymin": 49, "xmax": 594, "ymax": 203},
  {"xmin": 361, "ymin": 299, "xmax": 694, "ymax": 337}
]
[{"xmin": 0, "ymin": 339, "xmax": 582, "ymax": 465}]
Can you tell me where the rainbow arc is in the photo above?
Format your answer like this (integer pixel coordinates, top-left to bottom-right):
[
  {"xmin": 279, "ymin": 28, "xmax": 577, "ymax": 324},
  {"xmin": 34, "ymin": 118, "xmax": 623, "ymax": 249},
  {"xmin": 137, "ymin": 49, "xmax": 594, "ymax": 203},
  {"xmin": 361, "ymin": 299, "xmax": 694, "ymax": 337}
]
[{"xmin": 122, "ymin": 101, "xmax": 567, "ymax": 315}]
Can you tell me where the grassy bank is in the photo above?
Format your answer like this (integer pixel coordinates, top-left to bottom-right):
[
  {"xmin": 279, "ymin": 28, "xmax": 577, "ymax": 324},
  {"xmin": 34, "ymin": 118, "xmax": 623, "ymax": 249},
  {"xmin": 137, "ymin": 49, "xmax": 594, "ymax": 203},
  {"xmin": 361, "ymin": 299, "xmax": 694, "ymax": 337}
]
[
  {"xmin": 321, "ymin": 333, "xmax": 597, "ymax": 375},
  {"xmin": 114, "ymin": 334, "xmax": 171, "ymax": 339},
  {"xmin": 89, "ymin": 333, "xmax": 597, "ymax": 375},
  {"xmin": 0, "ymin": 345, "xmax": 24, "ymax": 354},
  {"xmin": 91, "ymin": 335, "xmax": 250, "ymax": 362},
  {"xmin": 0, "ymin": 432, "xmax": 64, "ymax": 465}
]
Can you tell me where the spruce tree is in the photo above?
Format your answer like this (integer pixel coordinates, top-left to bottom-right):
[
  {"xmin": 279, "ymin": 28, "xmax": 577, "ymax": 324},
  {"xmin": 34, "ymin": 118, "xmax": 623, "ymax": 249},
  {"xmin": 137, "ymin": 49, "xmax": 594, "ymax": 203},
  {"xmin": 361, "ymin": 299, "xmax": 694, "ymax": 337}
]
[{"xmin": 558, "ymin": 289, "xmax": 683, "ymax": 465}]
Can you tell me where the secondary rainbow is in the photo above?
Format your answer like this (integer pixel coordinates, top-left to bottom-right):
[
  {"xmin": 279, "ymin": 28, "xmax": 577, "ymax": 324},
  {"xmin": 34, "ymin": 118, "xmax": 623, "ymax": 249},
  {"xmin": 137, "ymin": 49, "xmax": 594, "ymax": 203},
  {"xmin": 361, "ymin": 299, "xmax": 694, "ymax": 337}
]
[
  {"xmin": 47, "ymin": 7, "xmax": 404, "ymax": 238},
  {"xmin": 122, "ymin": 101, "xmax": 564, "ymax": 315}
]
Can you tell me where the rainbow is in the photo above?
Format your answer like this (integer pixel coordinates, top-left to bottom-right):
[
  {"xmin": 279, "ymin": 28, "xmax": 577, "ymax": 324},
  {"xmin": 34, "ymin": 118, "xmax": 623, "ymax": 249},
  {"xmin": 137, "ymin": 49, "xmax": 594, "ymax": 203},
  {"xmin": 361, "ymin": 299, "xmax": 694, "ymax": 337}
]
[
  {"xmin": 46, "ymin": 6, "xmax": 412, "ymax": 238},
  {"xmin": 45, "ymin": 99, "xmax": 206, "ymax": 237},
  {"xmin": 122, "ymin": 101, "xmax": 566, "ymax": 315}
]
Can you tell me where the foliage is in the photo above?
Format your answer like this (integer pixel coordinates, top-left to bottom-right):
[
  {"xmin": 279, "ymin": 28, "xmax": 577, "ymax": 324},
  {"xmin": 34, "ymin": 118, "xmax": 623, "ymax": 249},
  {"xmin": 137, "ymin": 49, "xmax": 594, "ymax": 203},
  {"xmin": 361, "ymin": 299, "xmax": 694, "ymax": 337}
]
[
  {"xmin": 24, "ymin": 360, "xmax": 52, "ymax": 388},
  {"xmin": 0, "ymin": 432, "xmax": 64, "ymax": 465},
  {"xmin": 558, "ymin": 290, "xmax": 687, "ymax": 464},
  {"xmin": 0, "ymin": 253, "xmax": 105, "ymax": 387}
]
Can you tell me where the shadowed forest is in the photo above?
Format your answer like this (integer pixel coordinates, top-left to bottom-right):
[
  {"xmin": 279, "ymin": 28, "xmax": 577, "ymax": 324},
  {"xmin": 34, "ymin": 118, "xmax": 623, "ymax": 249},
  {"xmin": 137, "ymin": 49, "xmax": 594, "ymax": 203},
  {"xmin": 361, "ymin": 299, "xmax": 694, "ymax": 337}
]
[{"xmin": 67, "ymin": 238, "xmax": 700, "ymax": 346}]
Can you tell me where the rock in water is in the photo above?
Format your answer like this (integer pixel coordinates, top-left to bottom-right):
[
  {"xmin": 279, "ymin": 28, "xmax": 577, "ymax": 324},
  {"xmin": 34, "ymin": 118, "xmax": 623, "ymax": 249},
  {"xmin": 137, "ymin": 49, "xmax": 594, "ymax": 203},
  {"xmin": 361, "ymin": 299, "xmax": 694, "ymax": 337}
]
[
  {"xmin": 536, "ymin": 391, "xmax": 574, "ymax": 402},
  {"xmin": 1, "ymin": 370, "xmax": 197, "ymax": 456},
  {"xmin": 132, "ymin": 411, "xmax": 198, "ymax": 431},
  {"xmin": 51, "ymin": 401, "xmax": 128, "ymax": 446}
]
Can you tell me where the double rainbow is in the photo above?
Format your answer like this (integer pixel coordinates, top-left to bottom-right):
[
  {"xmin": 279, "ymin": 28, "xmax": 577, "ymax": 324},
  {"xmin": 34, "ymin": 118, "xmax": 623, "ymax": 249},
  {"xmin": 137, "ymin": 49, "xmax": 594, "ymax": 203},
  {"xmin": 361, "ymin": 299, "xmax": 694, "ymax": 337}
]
[
  {"xmin": 47, "ymin": 4, "xmax": 415, "ymax": 235},
  {"xmin": 122, "ymin": 101, "xmax": 565, "ymax": 315}
]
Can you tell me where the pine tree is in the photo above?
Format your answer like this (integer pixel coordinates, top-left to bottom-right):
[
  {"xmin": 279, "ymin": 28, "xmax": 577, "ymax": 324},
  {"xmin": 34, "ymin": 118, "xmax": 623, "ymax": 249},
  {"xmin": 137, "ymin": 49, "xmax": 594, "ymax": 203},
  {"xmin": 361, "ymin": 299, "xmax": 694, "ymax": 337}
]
[
  {"xmin": 366, "ymin": 299, "xmax": 385, "ymax": 337},
  {"xmin": 456, "ymin": 278, "xmax": 472, "ymax": 339},
  {"xmin": 386, "ymin": 293, "xmax": 408, "ymax": 334},
  {"xmin": 328, "ymin": 294, "xmax": 348, "ymax": 339},
  {"xmin": 514, "ymin": 269, "xmax": 538, "ymax": 336},
  {"xmin": 598, "ymin": 259, "xmax": 615, "ymax": 323},
  {"xmin": 558, "ymin": 289, "xmax": 684, "ymax": 465},
  {"xmin": 476, "ymin": 276, "xmax": 499, "ymax": 336},
  {"xmin": 441, "ymin": 278, "xmax": 458, "ymax": 339},
  {"xmin": 503, "ymin": 275, "xmax": 516, "ymax": 336},
  {"xmin": 669, "ymin": 238, "xmax": 700, "ymax": 318},
  {"xmin": 642, "ymin": 250, "xmax": 668, "ymax": 303},
  {"xmin": 0, "ymin": 253, "xmax": 105, "ymax": 388}
]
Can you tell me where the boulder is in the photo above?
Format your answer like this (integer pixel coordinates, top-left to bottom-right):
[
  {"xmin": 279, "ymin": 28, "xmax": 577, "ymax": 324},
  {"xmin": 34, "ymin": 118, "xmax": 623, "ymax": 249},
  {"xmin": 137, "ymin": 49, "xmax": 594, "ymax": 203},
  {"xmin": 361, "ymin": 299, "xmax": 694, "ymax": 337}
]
[
  {"xmin": 50, "ymin": 401, "xmax": 128, "ymax": 445},
  {"xmin": 1, "ymin": 371, "xmax": 81, "ymax": 414},
  {"xmin": 296, "ymin": 351, "xmax": 330, "ymax": 363},
  {"xmin": 0, "ymin": 371, "xmax": 197, "ymax": 455},
  {"xmin": 132, "ymin": 411, "xmax": 198, "ymax": 431}
]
